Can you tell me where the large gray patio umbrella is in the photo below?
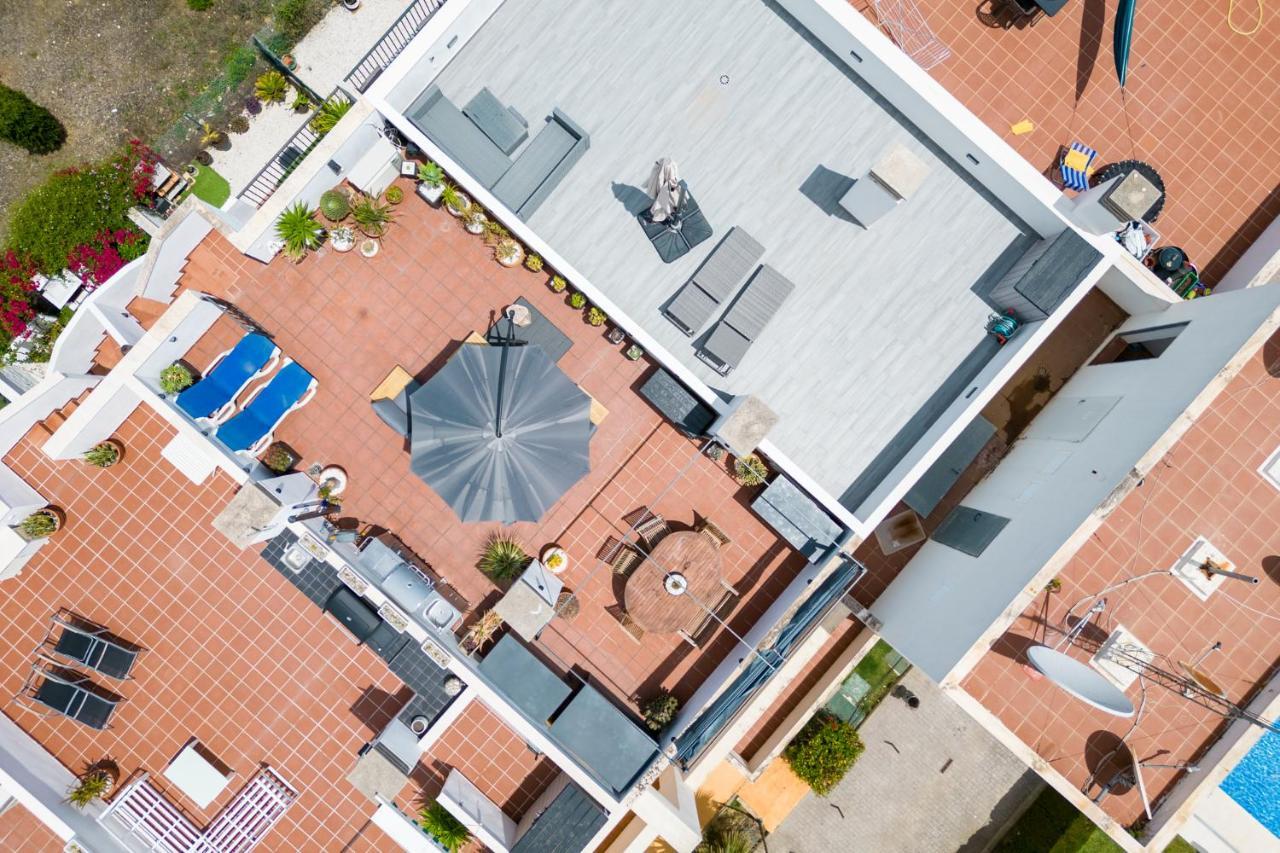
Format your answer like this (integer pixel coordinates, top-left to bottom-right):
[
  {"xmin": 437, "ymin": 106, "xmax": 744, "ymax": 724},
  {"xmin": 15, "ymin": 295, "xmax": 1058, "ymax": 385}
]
[{"xmin": 409, "ymin": 341, "xmax": 592, "ymax": 524}]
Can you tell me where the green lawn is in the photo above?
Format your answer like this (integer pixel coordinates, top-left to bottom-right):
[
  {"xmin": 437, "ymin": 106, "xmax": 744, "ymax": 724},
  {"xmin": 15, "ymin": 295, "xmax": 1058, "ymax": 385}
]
[
  {"xmin": 189, "ymin": 165, "xmax": 230, "ymax": 207},
  {"xmin": 994, "ymin": 788, "xmax": 1121, "ymax": 853}
]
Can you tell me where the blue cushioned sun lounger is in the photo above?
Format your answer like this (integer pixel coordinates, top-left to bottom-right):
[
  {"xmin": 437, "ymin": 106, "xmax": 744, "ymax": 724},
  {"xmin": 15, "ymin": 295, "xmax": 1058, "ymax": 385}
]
[
  {"xmin": 216, "ymin": 360, "xmax": 316, "ymax": 455},
  {"xmin": 175, "ymin": 332, "xmax": 279, "ymax": 421}
]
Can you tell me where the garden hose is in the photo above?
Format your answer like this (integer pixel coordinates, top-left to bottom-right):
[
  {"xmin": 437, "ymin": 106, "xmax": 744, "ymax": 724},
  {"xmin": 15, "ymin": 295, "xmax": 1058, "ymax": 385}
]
[{"xmin": 1228, "ymin": 0, "xmax": 1263, "ymax": 35}]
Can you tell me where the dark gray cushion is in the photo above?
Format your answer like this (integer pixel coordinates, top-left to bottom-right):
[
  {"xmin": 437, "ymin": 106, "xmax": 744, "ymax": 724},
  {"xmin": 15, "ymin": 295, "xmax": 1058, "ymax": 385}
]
[{"xmin": 372, "ymin": 393, "xmax": 410, "ymax": 437}]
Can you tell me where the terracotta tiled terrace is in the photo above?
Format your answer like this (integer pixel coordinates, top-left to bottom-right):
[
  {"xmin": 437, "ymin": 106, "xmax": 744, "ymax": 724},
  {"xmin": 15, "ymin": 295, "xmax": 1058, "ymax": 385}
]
[
  {"xmin": 856, "ymin": 1, "xmax": 1280, "ymax": 281},
  {"xmin": 960, "ymin": 330, "xmax": 1280, "ymax": 826},
  {"xmin": 0, "ymin": 802, "xmax": 62, "ymax": 852},
  {"xmin": 177, "ymin": 182, "xmax": 812, "ymax": 714},
  {"xmin": 0, "ymin": 407, "xmax": 408, "ymax": 850}
]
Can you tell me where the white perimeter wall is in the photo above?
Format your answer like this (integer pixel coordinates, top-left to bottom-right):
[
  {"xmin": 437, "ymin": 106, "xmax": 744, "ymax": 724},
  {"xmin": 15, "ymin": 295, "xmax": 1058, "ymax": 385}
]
[{"xmin": 873, "ymin": 282, "xmax": 1280, "ymax": 681}]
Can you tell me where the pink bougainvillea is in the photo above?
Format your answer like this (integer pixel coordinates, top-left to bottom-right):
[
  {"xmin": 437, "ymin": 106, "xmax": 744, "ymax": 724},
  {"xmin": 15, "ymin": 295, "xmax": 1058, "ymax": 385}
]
[
  {"xmin": 0, "ymin": 250, "xmax": 39, "ymax": 339},
  {"xmin": 67, "ymin": 228, "xmax": 146, "ymax": 287},
  {"xmin": 128, "ymin": 139, "xmax": 157, "ymax": 201}
]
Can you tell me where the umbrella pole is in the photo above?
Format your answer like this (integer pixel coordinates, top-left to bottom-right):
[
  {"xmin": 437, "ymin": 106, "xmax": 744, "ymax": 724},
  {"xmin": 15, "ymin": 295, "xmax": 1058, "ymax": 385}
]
[{"xmin": 495, "ymin": 338, "xmax": 508, "ymax": 438}]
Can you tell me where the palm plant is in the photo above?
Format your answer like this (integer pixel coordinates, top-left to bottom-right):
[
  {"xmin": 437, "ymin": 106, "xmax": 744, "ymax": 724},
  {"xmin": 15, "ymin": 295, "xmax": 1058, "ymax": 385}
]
[
  {"xmin": 352, "ymin": 194, "xmax": 394, "ymax": 237},
  {"xmin": 418, "ymin": 802, "xmax": 471, "ymax": 853},
  {"xmin": 254, "ymin": 70, "xmax": 288, "ymax": 103},
  {"xmin": 309, "ymin": 96, "xmax": 352, "ymax": 134},
  {"xmin": 478, "ymin": 533, "xmax": 527, "ymax": 581},
  {"xmin": 159, "ymin": 363, "xmax": 193, "ymax": 394},
  {"xmin": 198, "ymin": 121, "xmax": 225, "ymax": 149},
  {"xmin": 275, "ymin": 203, "xmax": 324, "ymax": 262},
  {"xmin": 319, "ymin": 189, "xmax": 350, "ymax": 222}
]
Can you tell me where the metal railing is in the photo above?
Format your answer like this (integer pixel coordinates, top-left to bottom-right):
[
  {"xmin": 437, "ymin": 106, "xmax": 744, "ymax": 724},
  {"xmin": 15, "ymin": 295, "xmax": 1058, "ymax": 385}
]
[
  {"xmin": 237, "ymin": 88, "xmax": 353, "ymax": 209},
  {"xmin": 346, "ymin": 0, "xmax": 448, "ymax": 93}
]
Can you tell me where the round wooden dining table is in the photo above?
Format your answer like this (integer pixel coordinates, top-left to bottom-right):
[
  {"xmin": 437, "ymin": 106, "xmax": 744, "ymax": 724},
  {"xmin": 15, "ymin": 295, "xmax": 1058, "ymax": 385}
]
[{"xmin": 623, "ymin": 531, "xmax": 724, "ymax": 633}]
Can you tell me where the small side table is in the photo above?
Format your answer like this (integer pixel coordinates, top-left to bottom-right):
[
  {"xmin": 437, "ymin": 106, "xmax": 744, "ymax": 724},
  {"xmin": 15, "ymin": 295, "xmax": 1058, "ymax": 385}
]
[{"xmin": 163, "ymin": 740, "xmax": 233, "ymax": 809}]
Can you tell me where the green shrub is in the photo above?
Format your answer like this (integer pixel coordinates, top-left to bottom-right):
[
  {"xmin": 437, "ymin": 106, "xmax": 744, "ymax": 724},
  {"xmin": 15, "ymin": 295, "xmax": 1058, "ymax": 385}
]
[
  {"xmin": 308, "ymin": 96, "xmax": 352, "ymax": 134},
  {"xmin": 568, "ymin": 291, "xmax": 586, "ymax": 309},
  {"xmin": 186, "ymin": 0, "xmax": 213, "ymax": 10},
  {"xmin": 159, "ymin": 364, "xmax": 193, "ymax": 394},
  {"xmin": 418, "ymin": 802, "xmax": 470, "ymax": 853},
  {"xmin": 7, "ymin": 150, "xmax": 142, "ymax": 273},
  {"xmin": 228, "ymin": 115, "xmax": 249, "ymax": 134},
  {"xmin": 586, "ymin": 306, "xmax": 606, "ymax": 326},
  {"xmin": 224, "ymin": 45, "xmax": 257, "ymax": 87},
  {"xmin": 549, "ymin": 275, "xmax": 567, "ymax": 293},
  {"xmin": 290, "ymin": 91, "xmax": 311, "ymax": 112},
  {"xmin": 273, "ymin": 0, "xmax": 313, "ymax": 43},
  {"xmin": 275, "ymin": 202, "xmax": 324, "ymax": 262},
  {"xmin": 254, "ymin": 71, "xmax": 288, "ymax": 103},
  {"xmin": 524, "ymin": 253, "xmax": 543, "ymax": 272},
  {"xmin": 478, "ymin": 533, "xmax": 528, "ymax": 582},
  {"xmin": 783, "ymin": 711, "xmax": 863, "ymax": 795},
  {"xmin": 643, "ymin": 691, "xmax": 679, "ymax": 731},
  {"xmin": 733, "ymin": 453, "xmax": 768, "ymax": 487},
  {"xmin": 0, "ymin": 84, "xmax": 66, "ymax": 155},
  {"xmin": 84, "ymin": 442, "xmax": 120, "ymax": 468},
  {"xmin": 318, "ymin": 189, "xmax": 349, "ymax": 222}
]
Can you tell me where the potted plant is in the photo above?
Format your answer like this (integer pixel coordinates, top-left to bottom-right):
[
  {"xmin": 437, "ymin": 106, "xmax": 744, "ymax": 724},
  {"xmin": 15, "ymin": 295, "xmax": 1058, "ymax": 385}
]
[
  {"xmin": 642, "ymin": 691, "xmax": 680, "ymax": 731},
  {"xmin": 541, "ymin": 545, "xmax": 568, "ymax": 574},
  {"xmin": 568, "ymin": 291, "xmax": 587, "ymax": 309},
  {"xmin": 342, "ymin": 0, "xmax": 362, "ymax": 10},
  {"xmin": 194, "ymin": 150, "xmax": 213, "ymax": 167},
  {"xmin": 83, "ymin": 440, "xmax": 123, "ymax": 469},
  {"xmin": 493, "ymin": 237, "xmax": 524, "ymax": 267},
  {"xmin": 478, "ymin": 533, "xmax": 528, "ymax": 583},
  {"xmin": 159, "ymin": 363, "xmax": 193, "ymax": 395},
  {"xmin": 733, "ymin": 453, "xmax": 769, "ymax": 487},
  {"xmin": 384, "ymin": 185, "xmax": 404, "ymax": 205},
  {"xmin": 524, "ymin": 253, "xmax": 543, "ymax": 273},
  {"xmin": 440, "ymin": 183, "xmax": 470, "ymax": 218},
  {"xmin": 417, "ymin": 161, "xmax": 445, "ymax": 204},
  {"xmin": 330, "ymin": 226, "xmax": 355, "ymax": 253},
  {"xmin": 549, "ymin": 275, "xmax": 567, "ymax": 293},
  {"xmin": 359, "ymin": 238, "xmax": 380, "ymax": 258},
  {"xmin": 586, "ymin": 306, "xmax": 607, "ymax": 327},
  {"xmin": 419, "ymin": 801, "xmax": 470, "ymax": 853},
  {"xmin": 443, "ymin": 675, "xmax": 464, "ymax": 697},
  {"xmin": 261, "ymin": 442, "xmax": 297, "ymax": 474},
  {"xmin": 606, "ymin": 326, "xmax": 626, "ymax": 345},
  {"xmin": 625, "ymin": 343, "xmax": 645, "ymax": 361},
  {"xmin": 18, "ymin": 508, "xmax": 62, "ymax": 541},
  {"xmin": 555, "ymin": 591, "xmax": 580, "ymax": 620},
  {"xmin": 66, "ymin": 767, "xmax": 114, "ymax": 810},
  {"xmin": 460, "ymin": 609, "xmax": 503, "ymax": 657},
  {"xmin": 705, "ymin": 443, "xmax": 726, "ymax": 462},
  {"xmin": 319, "ymin": 189, "xmax": 350, "ymax": 222},
  {"xmin": 275, "ymin": 202, "xmax": 324, "ymax": 262},
  {"xmin": 280, "ymin": 54, "xmax": 297, "ymax": 70},
  {"xmin": 352, "ymin": 194, "xmax": 394, "ymax": 237},
  {"xmin": 463, "ymin": 206, "xmax": 487, "ymax": 235}
]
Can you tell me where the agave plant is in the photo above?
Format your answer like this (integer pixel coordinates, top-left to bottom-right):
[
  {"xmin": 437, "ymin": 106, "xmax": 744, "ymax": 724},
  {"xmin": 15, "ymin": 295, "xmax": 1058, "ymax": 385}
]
[
  {"xmin": 291, "ymin": 91, "xmax": 311, "ymax": 112},
  {"xmin": 254, "ymin": 70, "xmax": 288, "ymax": 103},
  {"xmin": 275, "ymin": 203, "xmax": 325, "ymax": 262},
  {"xmin": 352, "ymin": 194, "xmax": 394, "ymax": 237},
  {"xmin": 478, "ymin": 533, "xmax": 527, "ymax": 581},
  {"xmin": 309, "ymin": 96, "xmax": 352, "ymax": 134},
  {"xmin": 319, "ymin": 189, "xmax": 350, "ymax": 222},
  {"xmin": 198, "ymin": 121, "xmax": 225, "ymax": 149},
  {"xmin": 20, "ymin": 510, "xmax": 58, "ymax": 539},
  {"xmin": 159, "ymin": 363, "xmax": 193, "ymax": 394},
  {"xmin": 83, "ymin": 442, "xmax": 120, "ymax": 469},
  {"xmin": 417, "ymin": 161, "xmax": 445, "ymax": 187}
]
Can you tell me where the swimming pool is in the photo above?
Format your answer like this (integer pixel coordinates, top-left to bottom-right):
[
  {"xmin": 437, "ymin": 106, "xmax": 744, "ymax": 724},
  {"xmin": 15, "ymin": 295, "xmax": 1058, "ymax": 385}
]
[{"xmin": 1221, "ymin": 727, "xmax": 1280, "ymax": 837}]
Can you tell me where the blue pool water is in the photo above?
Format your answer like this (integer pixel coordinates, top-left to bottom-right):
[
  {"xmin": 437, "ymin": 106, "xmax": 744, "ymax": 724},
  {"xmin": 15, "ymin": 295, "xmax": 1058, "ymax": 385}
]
[{"xmin": 1221, "ymin": 727, "xmax": 1280, "ymax": 837}]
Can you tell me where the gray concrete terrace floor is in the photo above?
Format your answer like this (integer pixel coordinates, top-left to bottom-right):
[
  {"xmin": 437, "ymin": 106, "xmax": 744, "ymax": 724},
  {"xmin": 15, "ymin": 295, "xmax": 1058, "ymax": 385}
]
[
  {"xmin": 767, "ymin": 668, "xmax": 1042, "ymax": 853},
  {"xmin": 422, "ymin": 0, "xmax": 1031, "ymax": 512}
]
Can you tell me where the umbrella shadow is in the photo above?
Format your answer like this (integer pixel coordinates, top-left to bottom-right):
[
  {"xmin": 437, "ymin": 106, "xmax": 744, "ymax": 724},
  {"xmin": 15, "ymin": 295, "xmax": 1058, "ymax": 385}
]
[
  {"xmin": 1075, "ymin": 0, "xmax": 1108, "ymax": 104},
  {"xmin": 612, "ymin": 181, "xmax": 651, "ymax": 217}
]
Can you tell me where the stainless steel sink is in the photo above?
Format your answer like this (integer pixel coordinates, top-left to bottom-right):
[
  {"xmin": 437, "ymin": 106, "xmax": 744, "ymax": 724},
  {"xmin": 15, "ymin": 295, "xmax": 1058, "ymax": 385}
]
[
  {"xmin": 380, "ymin": 562, "xmax": 434, "ymax": 614},
  {"xmin": 423, "ymin": 593, "xmax": 460, "ymax": 632},
  {"xmin": 281, "ymin": 542, "xmax": 312, "ymax": 573}
]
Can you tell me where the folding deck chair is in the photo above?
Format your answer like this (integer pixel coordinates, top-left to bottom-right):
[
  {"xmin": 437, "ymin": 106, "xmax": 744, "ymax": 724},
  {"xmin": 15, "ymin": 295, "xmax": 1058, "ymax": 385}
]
[
  {"xmin": 175, "ymin": 331, "xmax": 279, "ymax": 422},
  {"xmin": 42, "ymin": 609, "xmax": 142, "ymax": 680},
  {"xmin": 1060, "ymin": 142, "xmax": 1098, "ymax": 192},
  {"xmin": 17, "ymin": 656, "xmax": 122, "ymax": 730}
]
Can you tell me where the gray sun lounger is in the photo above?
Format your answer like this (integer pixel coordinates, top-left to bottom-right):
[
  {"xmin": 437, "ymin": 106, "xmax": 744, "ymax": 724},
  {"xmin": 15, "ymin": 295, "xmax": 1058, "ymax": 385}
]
[
  {"xmin": 44, "ymin": 610, "xmax": 142, "ymax": 680},
  {"xmin": 18, "ymin": 657, "xmax": 121, "ymax": 730},
  {"xmin": 698, "ymin": 265, "xmax": 795, "ymax": 375},
  {"xmin": 665, "ymin": 227, "xmax": 765, "ymax": 336}
]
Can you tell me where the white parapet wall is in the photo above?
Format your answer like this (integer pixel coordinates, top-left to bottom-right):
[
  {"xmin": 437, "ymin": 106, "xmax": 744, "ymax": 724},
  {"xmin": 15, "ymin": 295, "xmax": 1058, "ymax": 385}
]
[{"xmin": 873, "ymin": 281, "xmax": 1280, "ymax": 683}]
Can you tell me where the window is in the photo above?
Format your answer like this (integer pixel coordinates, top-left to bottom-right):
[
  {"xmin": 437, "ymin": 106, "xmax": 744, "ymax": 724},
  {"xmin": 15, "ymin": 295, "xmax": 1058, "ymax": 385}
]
[
  {"xmin": 1091, "ymin": 322, "xmax": 1188, "ymax": 365},
  {"xmin": 932, "ymin": 506, "xmax": 1009, "ymax": 557}
]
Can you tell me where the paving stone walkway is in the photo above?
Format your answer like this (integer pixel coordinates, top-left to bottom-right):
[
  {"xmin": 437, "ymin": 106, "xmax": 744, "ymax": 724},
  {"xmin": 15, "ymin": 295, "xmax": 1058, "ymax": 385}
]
[{"xmin": 767, "ymin": 669, "xmax": 1042, "ymax": 853}]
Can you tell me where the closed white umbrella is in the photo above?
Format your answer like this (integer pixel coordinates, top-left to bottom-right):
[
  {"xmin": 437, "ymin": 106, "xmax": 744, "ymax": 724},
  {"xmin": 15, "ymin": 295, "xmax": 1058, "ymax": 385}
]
[{"xmin": 645, "ymin": 157, "xmax": 683, "ymax": 222}]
